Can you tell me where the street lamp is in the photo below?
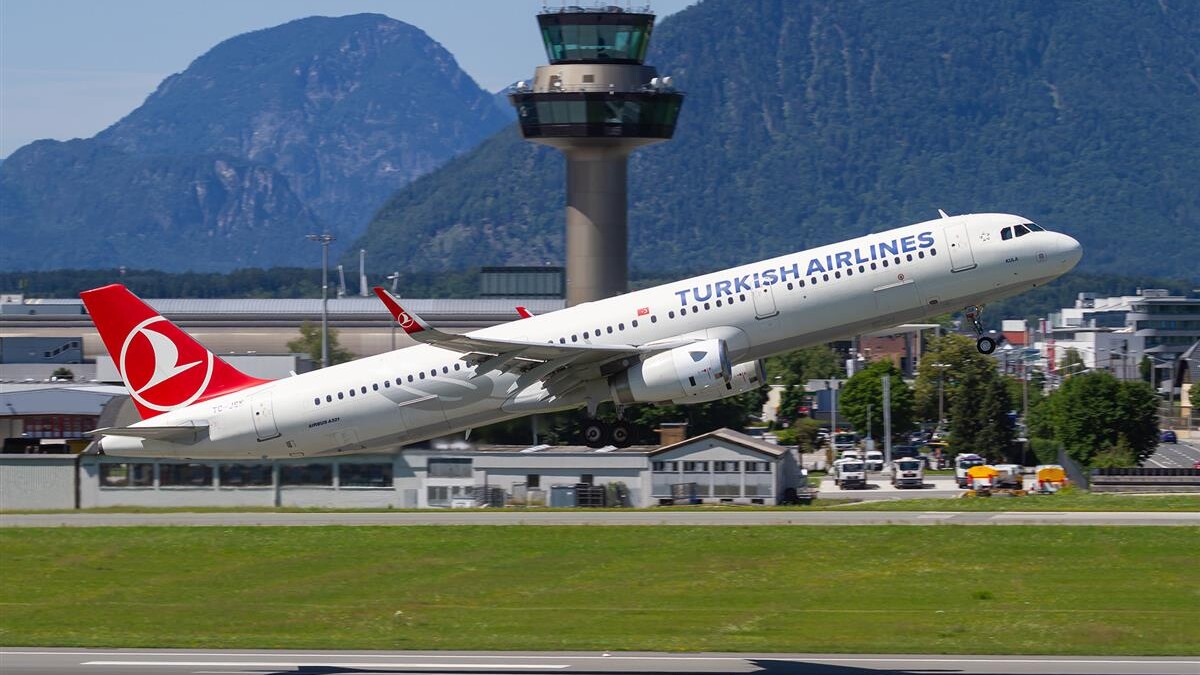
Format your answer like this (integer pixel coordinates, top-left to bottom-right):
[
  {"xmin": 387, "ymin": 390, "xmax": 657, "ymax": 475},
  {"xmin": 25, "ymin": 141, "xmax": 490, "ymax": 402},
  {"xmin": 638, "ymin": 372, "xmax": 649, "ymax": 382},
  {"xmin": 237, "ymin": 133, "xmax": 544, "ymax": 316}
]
[
  {"xmin": 306, "ymin": 233, "xmax": 336, "ymax": 368},
  {"xmin": 931, "ymin": 362, "xmax": 951, "ymax": 430}
]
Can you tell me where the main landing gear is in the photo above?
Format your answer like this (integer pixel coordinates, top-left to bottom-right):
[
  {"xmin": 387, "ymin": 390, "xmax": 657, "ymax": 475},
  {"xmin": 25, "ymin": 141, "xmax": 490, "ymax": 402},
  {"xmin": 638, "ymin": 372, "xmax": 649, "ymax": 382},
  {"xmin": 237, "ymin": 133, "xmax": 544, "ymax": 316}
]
[
  {"xmin": 965, "ymin": 304, "xmax": 996, "ymax": 354},
  {"xmin": 581, "ymin": 408, "xmax": 634, "ymax": 449}
]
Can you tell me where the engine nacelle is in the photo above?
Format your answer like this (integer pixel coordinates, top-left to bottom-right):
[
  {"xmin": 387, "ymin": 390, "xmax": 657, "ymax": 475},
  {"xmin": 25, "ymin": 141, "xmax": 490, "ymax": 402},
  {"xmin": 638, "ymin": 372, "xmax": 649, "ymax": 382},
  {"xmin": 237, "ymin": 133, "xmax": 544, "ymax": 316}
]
[
  {"xmin": 673, "ymin": 359, "xmax": 766, "ymax": 404},
  {"xmin": 610, "ymin": 339, "xmax": 737, "ymax": 405}
]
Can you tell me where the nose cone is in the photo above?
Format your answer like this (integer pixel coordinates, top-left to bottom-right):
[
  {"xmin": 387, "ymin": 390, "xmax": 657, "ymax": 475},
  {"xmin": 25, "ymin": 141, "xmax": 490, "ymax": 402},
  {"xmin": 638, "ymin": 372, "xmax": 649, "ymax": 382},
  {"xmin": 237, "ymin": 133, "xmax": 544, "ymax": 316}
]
[{"xmin": 1058, "ymin": 233, "xmax": 1083, "ymax": 271}]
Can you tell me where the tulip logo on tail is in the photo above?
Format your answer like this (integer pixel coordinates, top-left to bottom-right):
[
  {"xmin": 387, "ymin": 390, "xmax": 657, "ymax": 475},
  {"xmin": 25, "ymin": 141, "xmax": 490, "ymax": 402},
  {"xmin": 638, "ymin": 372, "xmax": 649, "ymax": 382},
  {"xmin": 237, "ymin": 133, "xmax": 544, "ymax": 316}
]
[{"xmin": 119, "ymin": 316, "xmax": 215, "ymax": 412}]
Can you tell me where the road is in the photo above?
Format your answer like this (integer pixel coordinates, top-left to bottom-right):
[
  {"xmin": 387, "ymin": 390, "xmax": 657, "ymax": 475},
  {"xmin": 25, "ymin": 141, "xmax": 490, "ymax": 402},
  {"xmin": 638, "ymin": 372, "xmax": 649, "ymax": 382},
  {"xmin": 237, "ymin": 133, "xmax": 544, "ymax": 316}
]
[
  {"xmin": 3, "ymin": 510, "xmax": 1199, "ymax": 527},
  {"xmin": 1144, "ymin": 438, "xmax": 1200, "ymax": 468},
  {"xmin": 817, "ymin": 476, "xmax": 961, "ymax": 500},
  {"xmin": 1, "ymin": 649, "xmax": 1197, "ymax": 675}
]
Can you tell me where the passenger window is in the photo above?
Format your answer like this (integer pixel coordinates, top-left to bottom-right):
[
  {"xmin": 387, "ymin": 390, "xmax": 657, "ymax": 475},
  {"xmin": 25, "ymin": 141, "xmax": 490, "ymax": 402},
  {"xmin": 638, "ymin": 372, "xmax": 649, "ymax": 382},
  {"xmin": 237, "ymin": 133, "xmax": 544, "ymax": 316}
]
[
  {"xmin": 1001, "ymin": 227, "xmax": 1013, "ymax": 240},
  {"xmin": 703, "ymin": 303, "xmax": 710, "ymax": 310},
  {"xmin": 1014, "ymin": 224, "xmax": 1030, "ymax": 237},
  {"xmin": 442, "ymin": 366, "xmax": 449, "ymax": 374},
  {"xmin": 314, "ymin": 398, "xmax": 320, "ymax": 406},
  {"xmin": 384, "ymin": 380, "xmax": 390, "ymax": 388},
  {"xmin": 338, "ymin": 392, "xmax": 344, "ymax": 400},
  {"xmin": 680, "ymin": 308, "xmax": 687, "ymax": 316},
  {"xmin": 360, "ymin": 386, "xmax": 367, "ymax": 394},
  {"xmin": 419, "ymin": 372, "xmax": 425, "ymax": 380},
  {"xmin": 669, "ymin": 311, "xmax": 675, "ymax": 319},
  {"xmin": 583, "ymin": 331, "xmax": 589, "ymax": 339},
  {"xmin": 454, "ymin": 363, "xmax": 461, "ymax": 371},
  {"xmin": 651, "ymin": 315, "xmax": 658, "ymax": 323},
  {"xmin": 607, "ymin": 326, "xmax": 613, "ymax": 333},
  {"xmin": 407, "ymin": 375, "xmax": 414, "ymax": 382},
  {"xmin": 372, "ymin": 383, "xmax": 379, "ymax": 391},
  {"xmin": 349, "ymin": 389, "xmax": 356, "ymax": 397},
  {"xmin": 618, "ymin": 323, "xmax": 625, "ymax": 330},
  {"xmin": 632, "ymin": 320, "xmax": 639, "ymax": 328}
]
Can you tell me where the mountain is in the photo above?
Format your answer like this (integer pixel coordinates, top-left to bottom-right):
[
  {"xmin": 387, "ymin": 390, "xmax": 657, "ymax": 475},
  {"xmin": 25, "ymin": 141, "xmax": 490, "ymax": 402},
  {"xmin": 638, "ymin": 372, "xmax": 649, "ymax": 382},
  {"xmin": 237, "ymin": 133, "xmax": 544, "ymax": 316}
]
[
  {"xmin": 1, "ymin": 14, "xmax": 509, "ymax": 271},
  {"xmin": 356, "ymin": 0, "xmax": 1200, "ymax": 280}
]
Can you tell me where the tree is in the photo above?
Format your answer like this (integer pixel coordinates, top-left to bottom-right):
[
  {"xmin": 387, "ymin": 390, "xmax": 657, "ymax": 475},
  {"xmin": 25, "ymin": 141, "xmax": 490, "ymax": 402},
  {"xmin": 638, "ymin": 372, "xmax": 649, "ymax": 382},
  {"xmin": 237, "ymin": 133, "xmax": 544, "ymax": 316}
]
[
  {"xmin": 1139, "ymin": 356, "xmax": 1153, "ymax": 383},
  {"xmin": 1033, "ymin": 371, "xmax": 1158, "ymax": 467},
  {"xmin": 949, "ymin": 366, "xmax": 1015, "ymax": 461},
  {"xmin": 1190, "ymin": 381, "xmax": 1200, "ymax": 412},
  {"xmin": 1059, "ymin": 348, "xmax": 1086, "ymax": 379},
  {"xmin": 913, "ymin": 333, "xmax": 996, "ymax": 423},
  {"xmin": 765, "ymin": 345, "xmax": 842, "ymax": 387},
  {"xmin": 775, "ymin": 384, "xmax": 809, "ymax": 426},
  {"xmin": 837, "ymin": 360, "xmax": 915, "ymax": 440},
  {"xmin": 50, "ymin": 367, "xmax": 75, "ymax": 381},
  {"xmin": 287, "ymin": 321, "xmax": 354, "ymax": 366}
]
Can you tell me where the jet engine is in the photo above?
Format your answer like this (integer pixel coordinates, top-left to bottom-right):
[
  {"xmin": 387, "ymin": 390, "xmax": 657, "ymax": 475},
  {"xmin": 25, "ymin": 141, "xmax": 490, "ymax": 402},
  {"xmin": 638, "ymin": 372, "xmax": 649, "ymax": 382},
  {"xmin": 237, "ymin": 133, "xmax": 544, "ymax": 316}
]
[
  {"xmin": 609, "ymin": 339, "xmax": 762, "ymax": 405},
  {"xmin": 676, "ymin": 359, "xmax": 766, "ymax": 404}
]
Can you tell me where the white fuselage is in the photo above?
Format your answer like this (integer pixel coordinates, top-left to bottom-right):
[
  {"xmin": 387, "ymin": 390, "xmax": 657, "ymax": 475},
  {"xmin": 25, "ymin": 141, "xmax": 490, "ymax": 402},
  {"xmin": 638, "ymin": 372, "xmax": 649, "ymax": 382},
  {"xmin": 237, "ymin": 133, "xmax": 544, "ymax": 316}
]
[{"xmin": 102, "ymin": 213, "xmax": 1081, "ymax": 459}]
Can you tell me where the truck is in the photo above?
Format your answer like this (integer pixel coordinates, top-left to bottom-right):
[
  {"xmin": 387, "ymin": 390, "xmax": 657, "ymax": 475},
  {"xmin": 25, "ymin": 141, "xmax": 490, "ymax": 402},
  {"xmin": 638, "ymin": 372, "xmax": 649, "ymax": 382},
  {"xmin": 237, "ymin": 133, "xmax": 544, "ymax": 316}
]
[
  {"xmin": 954, "ymin": 453, "xmax": 986, "ymax": 488},
  {"xmin": 864, "ymin": 449, "xmax": 885, "ymax": 472},
  {"xmin": 833, "ymin": 432, "xmax": 858, "ymax": 455},
  {"xmin": 993, "ymin": 464, "xmax": 1024, "ymax": 491},
  {"xmin": 963, "ymin": 464, "xmax": 1000, "ymax": 496},
  {"xmin": 891, "ymin": 458, "xmax": 925, "ymax": 488},
  {"xmin": 832, "ymin": 458, "xmax": 867, "ymax": 489}
]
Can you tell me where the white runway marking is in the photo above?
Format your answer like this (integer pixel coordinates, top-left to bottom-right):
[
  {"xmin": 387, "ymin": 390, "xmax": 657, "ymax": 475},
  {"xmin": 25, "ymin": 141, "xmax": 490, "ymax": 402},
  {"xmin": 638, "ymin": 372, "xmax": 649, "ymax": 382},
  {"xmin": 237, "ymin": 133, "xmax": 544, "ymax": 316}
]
[{"xmin": 83, "ymin": 661, "xmax": 569, "ymax": 669}]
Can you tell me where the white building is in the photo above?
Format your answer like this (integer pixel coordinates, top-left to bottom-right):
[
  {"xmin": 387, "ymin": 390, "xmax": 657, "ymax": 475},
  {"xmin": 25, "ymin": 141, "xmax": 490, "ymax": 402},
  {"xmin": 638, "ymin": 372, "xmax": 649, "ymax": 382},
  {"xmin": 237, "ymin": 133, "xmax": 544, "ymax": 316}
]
[{"xmin": 0, "ymin": 429, "xmax": 803, "ymax": 510}]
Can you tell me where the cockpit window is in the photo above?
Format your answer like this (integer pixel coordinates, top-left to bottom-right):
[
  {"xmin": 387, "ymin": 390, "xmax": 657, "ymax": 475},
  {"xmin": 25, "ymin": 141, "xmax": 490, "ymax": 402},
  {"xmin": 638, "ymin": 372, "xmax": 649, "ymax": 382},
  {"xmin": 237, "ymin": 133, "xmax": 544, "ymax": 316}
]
[
  {"xmin": 1001, "ymin": 227, "xmax": 1013, "ymax": 241},
  {"xmin": 1026, "ymin": 222, "xmax": 1045, "ymax": 232},
  {"xmin": 1014, "ymin": 224, "xmax": 1031, "ymax": 237}
]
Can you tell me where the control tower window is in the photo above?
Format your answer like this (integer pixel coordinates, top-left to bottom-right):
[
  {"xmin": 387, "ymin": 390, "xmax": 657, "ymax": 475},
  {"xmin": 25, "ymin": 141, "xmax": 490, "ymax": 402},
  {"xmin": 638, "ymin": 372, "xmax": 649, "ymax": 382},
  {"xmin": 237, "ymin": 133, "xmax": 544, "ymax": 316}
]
[{"xmin": 540, "ymin": 17, "xmax": 651, "ymax": 64}]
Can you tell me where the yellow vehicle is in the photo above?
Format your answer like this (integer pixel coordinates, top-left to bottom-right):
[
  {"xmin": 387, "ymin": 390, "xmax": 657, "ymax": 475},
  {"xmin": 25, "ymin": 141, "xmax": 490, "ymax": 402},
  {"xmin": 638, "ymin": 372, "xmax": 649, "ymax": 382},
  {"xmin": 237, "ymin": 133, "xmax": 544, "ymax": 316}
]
[{"xmin": 1034, "ymin": 465, "xmax": 1067, "ymax": 493}]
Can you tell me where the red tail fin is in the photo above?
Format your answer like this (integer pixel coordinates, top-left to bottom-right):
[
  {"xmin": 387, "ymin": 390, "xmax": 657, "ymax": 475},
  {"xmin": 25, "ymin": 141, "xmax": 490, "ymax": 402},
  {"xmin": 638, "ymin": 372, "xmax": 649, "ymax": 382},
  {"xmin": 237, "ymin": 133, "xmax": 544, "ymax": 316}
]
[{"xmin": 80, "ymin": 284, "xmax": 270, "ymax": 419}]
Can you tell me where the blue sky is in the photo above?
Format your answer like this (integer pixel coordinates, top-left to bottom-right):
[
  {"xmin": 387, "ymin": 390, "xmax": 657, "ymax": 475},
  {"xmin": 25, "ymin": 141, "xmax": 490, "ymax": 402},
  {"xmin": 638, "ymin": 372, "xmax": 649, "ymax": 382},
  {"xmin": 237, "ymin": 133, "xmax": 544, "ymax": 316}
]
[{"xmin": 0, "ymin": 0, "xmax": 697, "ymax": 157}]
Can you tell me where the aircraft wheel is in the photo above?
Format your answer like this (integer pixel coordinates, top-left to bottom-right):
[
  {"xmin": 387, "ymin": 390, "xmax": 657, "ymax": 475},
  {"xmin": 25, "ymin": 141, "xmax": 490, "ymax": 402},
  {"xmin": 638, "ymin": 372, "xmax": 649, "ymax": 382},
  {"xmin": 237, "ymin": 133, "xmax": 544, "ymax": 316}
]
[
  {"xmin": 582, "ymin": 420, "xmax": 609, "ymax": 448},
  {"xmin": 610, "ymin": 421, "xmax": 633, "ymax": 448},
  {"xmin": 976, "ymin": 336, "xmax": 997, "ymax": 354}
]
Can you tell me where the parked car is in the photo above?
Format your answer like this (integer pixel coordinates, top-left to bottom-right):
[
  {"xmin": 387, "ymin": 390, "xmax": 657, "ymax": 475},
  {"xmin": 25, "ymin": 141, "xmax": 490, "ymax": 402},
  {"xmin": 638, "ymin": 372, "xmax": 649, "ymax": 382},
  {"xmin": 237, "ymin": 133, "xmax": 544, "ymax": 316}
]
[{"xmin": 1160, "ymin": 430, "xmax": 1177, "ymax": 444}]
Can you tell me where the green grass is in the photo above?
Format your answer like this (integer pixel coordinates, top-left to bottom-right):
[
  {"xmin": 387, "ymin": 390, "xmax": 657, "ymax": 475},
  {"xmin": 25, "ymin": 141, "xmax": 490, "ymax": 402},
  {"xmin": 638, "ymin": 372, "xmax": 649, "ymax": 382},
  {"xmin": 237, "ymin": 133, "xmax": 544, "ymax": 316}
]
[
  {"xmin": 839, "ymin": 492, "xmax": 1200, "ymax": 511},
  {"xmin": 1, "ymin": 526, "xmax": 1197, "ymax": 655}
]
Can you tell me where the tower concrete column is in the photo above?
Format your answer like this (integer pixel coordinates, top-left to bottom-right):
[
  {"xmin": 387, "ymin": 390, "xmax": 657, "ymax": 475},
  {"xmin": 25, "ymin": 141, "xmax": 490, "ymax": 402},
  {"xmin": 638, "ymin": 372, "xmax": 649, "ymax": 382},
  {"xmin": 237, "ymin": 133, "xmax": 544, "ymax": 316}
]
[{"xmin": 565, "ymin": 147, "xmax": 630, "ymax": 305}]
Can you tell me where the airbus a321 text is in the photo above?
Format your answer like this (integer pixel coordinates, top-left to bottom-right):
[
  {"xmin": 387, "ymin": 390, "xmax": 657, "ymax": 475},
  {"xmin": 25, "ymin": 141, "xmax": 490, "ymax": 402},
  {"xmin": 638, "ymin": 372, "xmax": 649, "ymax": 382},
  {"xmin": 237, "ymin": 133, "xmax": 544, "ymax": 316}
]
[{"xmin": 84, "ymin": 213, "xmax": 1081, "ymax": 458}]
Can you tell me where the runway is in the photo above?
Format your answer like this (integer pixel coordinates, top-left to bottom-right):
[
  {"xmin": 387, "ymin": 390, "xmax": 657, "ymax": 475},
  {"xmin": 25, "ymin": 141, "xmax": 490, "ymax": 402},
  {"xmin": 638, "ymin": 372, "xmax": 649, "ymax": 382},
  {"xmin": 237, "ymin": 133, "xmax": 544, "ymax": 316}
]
[
  {"xmin": 1, "ymin": 649, "xmax": 1197, "ymax": 675},
  {"xmin": 3, "ymin": 510, "xmax": 1199, "ymax": 527}
]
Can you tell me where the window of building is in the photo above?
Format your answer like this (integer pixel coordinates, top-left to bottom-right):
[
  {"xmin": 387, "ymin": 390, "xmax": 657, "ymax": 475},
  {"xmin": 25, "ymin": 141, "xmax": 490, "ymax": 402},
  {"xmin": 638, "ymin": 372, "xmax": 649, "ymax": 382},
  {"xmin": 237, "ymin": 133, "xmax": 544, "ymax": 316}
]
[
  {"xmin": 340, "ymin": 463, "xmax": 393, "ymax": 488},
  {"xmin": 428, "ymin": 457, "xmax": 472, "ymax": 478},
  {"xmin": 158, "ymin": 463, "xmax": 214, "ymax": 487},
  {"xmin": 683, "ymin": 461, "xmax": 709, "ymax": 472},
  {"xmin": 580, "ymin": 473, "xmax": 594, "ymax": 485},
  {"xmin": 526, "ymin": 474, "xmax": 541, "ymax": 489},
  {"xmin": 219, "ymin": 464, "xmax": 272, "ymax": 487},
  {"xmin": 100, "ymin": 463, "xmax": 154, "ymax": 487},
  {"xmin": 713, "ymin": 461, "xmax": 741, "ymax": 497},
  {"xmin": 652, "ymin": 461, "xmax": 678, "ymax": 472},
  {"xmin": 280, "ymin": 464, "xmax": 332, "ymax": 486}
]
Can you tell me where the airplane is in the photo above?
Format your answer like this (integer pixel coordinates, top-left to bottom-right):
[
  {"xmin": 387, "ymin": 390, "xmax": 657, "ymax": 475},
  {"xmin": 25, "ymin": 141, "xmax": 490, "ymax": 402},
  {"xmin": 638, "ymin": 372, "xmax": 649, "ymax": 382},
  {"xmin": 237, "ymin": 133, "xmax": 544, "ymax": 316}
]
[{"xmin": 83, "ymin": 212, "xmax": 1081, "ymax": 458}]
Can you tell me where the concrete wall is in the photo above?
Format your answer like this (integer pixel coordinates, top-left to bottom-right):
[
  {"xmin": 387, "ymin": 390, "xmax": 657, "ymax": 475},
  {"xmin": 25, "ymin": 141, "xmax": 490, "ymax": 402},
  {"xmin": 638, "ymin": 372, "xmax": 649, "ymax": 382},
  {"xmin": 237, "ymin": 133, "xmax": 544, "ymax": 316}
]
[{"xmin": 0, "ymin": 454, "xmax": 76, "ymax": 510}]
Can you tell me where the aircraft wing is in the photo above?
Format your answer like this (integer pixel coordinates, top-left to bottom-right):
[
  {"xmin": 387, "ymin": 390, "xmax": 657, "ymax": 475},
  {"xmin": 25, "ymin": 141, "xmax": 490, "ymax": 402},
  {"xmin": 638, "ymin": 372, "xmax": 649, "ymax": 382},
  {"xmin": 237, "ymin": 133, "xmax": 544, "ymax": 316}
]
[
  {"xmin": 89, "ymin": 423, "xmax": 208, "ymax": 444},
  {"xmin": 372, "ymin": 287, "xmax": 694, "ymax": 366}
]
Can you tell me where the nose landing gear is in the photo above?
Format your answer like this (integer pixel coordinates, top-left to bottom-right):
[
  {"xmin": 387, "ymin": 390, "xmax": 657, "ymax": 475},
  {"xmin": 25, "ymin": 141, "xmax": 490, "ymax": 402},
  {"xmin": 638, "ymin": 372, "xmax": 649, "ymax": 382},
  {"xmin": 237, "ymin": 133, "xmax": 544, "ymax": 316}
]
[{"xmin": 964, "ymin": 305, "xmax": 997, "ymax": 354}]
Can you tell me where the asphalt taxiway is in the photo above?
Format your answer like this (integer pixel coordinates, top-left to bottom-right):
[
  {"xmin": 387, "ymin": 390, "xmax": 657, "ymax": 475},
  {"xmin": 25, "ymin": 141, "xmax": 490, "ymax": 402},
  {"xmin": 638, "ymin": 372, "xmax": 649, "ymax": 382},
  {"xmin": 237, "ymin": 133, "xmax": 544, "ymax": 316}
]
[
  {"xmin": 2, "ymin": 510, "xmax": 1198, "ymax": 527},
  {"xmin": 2, "ymin": 649, "xmax": 1197, "ymax": 675}
]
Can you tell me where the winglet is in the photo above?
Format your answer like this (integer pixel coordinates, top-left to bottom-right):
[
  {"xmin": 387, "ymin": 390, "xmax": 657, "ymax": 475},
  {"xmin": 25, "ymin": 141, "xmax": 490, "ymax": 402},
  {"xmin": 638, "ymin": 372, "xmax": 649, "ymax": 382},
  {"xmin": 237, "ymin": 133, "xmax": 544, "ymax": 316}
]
[
  {"xmin": 516, "ymin": 306, "xmax": 534, "ymax": 319},
  {"xmin": 372, "ymin": 286, "xmax": 430, "ymax": 334}
]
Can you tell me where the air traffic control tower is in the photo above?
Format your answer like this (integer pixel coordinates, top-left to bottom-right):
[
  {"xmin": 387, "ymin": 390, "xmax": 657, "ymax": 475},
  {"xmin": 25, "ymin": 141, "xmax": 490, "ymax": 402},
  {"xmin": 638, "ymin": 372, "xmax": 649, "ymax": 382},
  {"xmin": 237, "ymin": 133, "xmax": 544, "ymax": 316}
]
[{"xmin": 510, "ymin": 6, "xmax": 682, "ymax": 306}]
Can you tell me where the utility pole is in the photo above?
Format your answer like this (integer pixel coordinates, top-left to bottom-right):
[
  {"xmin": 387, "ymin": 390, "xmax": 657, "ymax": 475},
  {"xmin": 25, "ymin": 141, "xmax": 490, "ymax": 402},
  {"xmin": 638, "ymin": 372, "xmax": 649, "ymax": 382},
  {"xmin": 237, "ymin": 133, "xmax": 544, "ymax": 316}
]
[
  {"xmin": 305, "ymin": 233, "xmax": 336, "ymax": 368},
  {"xmin": 882, "ymin": 374, "xmax": 893, "ymax": 466},
  {"xmin": 932, "ymin": 362, "xmax": 951, "ymax": 431}
]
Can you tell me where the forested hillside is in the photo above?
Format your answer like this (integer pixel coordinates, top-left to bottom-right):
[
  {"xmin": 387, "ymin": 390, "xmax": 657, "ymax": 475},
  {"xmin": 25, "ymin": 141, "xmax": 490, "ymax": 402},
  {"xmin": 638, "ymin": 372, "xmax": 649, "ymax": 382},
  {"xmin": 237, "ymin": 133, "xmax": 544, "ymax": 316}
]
[
  {"xmin": 0, "ymin": 14, "xmax": 508, "ymax": 271},
  {"xmin": 356, "ymin": 0, "xmax": 1200, "ymax": 280}
]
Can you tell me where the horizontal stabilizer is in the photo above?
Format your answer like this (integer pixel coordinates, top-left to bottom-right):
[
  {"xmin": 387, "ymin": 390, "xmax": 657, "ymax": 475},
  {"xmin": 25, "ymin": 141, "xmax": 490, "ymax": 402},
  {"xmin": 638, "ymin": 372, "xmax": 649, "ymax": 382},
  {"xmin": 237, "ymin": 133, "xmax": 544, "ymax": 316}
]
[{"xmin": 89, "ymin": 423, "xmax": 208, "ymax": 445}]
